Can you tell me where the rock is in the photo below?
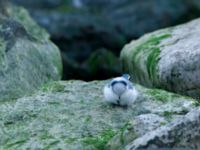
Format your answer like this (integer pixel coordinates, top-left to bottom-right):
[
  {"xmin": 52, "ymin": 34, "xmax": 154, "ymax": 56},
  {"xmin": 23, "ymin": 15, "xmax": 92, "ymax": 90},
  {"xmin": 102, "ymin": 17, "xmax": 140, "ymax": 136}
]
[
  {"xmin": 10, "ymin": 0, "xmax": 200, "ymax": 80},
  {"xmin": 132, "ymin": 114, "xmax": 167, "ymax": 137},
  {"xmin": 0, "ymin": 1, "xmax": 62, "ymax": 101},
  {"xmin": 125, "ymin": 108, "xmax": 200, "ymax": 150},
  {"xmin": 121, "ymin": 18, "xmax": 200, "ymax": 99},
  {"xmin": 0, "ymin": 80, "xmax": 197, "ymax": 149},
  {"xmin": 106, "ymin": 114, "xmax": 168, "ymax": 150}
]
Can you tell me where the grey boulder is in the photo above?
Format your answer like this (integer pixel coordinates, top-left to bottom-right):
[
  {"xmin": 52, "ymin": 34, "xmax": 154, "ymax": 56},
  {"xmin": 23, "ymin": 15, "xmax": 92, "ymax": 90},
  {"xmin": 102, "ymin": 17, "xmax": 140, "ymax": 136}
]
[
  {"xmin": 0, "ymin": 1, "xmax": 62, "ymax": 101},
  {"xmin": 121, "ymin": 18, "xmax": 200, "ymax": 98},
  {"xmin": 126, "ymin": 108, "xmax": 200, "ymax": 150}
]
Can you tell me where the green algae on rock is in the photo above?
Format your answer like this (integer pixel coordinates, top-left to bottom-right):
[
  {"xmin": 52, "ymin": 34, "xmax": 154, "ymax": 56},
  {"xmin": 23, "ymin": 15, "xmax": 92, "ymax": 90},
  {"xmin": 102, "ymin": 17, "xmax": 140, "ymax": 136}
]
[
  {"xmin": 121, "ymin": 30, "xmax": 171, "ymax": 87},
  {"xmin": 0, "ymin": 1, "xmax": 62, "ymax": 101},
  {"xmin": 0, "ymin": 80, "xmax": 197, "ymax": 149},
  {"xmin": 121, "ymin": 18, "xmax": 200, "ymax": 98}
]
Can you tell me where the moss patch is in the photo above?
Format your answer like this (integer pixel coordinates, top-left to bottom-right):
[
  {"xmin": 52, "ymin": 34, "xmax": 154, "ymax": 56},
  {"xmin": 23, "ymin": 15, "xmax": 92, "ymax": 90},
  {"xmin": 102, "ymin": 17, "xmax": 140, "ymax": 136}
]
[
  {"xmin": 135, "ymin": 34, "xmax": 171, "ymax": 81},
  {"xmin": 81, "ymin": 129, "xmax": 117, "ymax": 150},
  {"xmin": 4, "ymin": 139, "xmax": 27, "ymax": 149},
  {"xmin": 123, "ymin": 33, "xmax": 171, "ymax": 86},
  {"xmin": 106, "ymin": 121, "xmax": 138, "ymax": 150},
  {"xmin": 146, "ymin": 34, "xmax": 171, "ymax": 80},
  {"xmin": 0, "ymin": 37, "xmax": 6, "ymax": 67},
  {"xmin": 43, "ymin": 140, "xmax": 60, "ymax": 150},
  {"xmin": 8, "ymin": 6, "xmax": 49, "ymax": 40},
  {"xmin": 40, "ymin": 81, "xmax": 65, "ymax": 93},
  {"xmin": 145, "ymin": 88, "xmax": 180, "ymax": 103},
  {"xmin": 194, "ymin": 100, "xmax": 200, "ymax": 106},
  {"xmin": 64, "ymin": 129, "xmax": 117, "ymax": 149},
  {"xmin": 119, "ymin": 121, "xmax": 134, "ymax": 145},
  {"xmin": 163, "ymin": 111, "xmax": 174, "ymax": 120}
]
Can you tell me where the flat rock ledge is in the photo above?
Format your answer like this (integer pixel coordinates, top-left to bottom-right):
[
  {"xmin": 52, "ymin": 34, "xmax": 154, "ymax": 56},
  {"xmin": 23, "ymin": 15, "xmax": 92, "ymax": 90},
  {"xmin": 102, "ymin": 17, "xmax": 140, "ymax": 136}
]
[{"xmin": 0, "ymin": 80, "xmax": 198, "ymax": 149}]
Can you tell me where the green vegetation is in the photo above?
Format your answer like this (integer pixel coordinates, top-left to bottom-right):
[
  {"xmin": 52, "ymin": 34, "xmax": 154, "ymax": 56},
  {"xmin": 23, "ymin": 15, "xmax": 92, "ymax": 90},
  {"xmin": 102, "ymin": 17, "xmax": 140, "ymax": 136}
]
[
  {"xmin": 64, "ymin": 129, "xmax": 117, "ymax": 149},
  {"xmin": 40, "ymin": 81, "xmax": 65, "ymax": 92},
  {"xmin": 124, "ymin": 33, "xmax": 171, "ymax": 85},
  {"xmin": 43, "ymin": 140, "xmax": 60, "ymax": 150},
  {"xmin": 146, "ymin": 34, "xmax": 171, "ymax": 80},
  {"xmin": 194, "ymin": 100, "xmax": 200, "ymax": 106},
  {"xmin": 135, "ymin": 34, "xmax": 171, "ymax": 82},
  {"xmin": 4, "ymin": 139, "xmax": 27, "ymax": 149},
  {"xmin": 160, "ymin": 121, "xmax": 167, "ymax": 126},
  {"xmin": 65, "ymin": 138, "xmax": 78, "ymax": 144},
  {"xmin": 145, "ymin": 88, "xmax": 179, "ymax": 103},
  {"xmin": 0, "ymin": 37, "xmax": 6, "ymax": 67},
  {"xmin": 163, "ymin": 111, "xmax": 174, "ymax": 120},
  {"xmin": 82, "ymin": 129, "xmax": 117, "ymax": 150},
  {"xmin": 85, "ymin": 115, "xmax": 92, "ymax": 123},
  {"xmin": 39, "ymin": 131, "xmax": 54, "ymax": 140},
  {"xmin": 119, "ymin": 122, "xmax": 133, "ymax": 144},
  {"xmin": 146, "ymin": 47, "xmax": 160, "ymax": 80},
  {"xmin": 10, "ymin": 6, "xmax": 49, "ymax": 40}
]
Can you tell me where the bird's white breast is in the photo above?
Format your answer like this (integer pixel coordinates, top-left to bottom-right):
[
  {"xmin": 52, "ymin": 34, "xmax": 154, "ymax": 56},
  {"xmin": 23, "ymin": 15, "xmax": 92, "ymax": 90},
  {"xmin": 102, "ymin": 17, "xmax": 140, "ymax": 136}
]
[
  {"xmin": 103, "ymin": 85, "xmax": 119, "ymax": 104},
  {"xmin": 103, "ymin": 79, "xmax": 138, "ymax": 106}
]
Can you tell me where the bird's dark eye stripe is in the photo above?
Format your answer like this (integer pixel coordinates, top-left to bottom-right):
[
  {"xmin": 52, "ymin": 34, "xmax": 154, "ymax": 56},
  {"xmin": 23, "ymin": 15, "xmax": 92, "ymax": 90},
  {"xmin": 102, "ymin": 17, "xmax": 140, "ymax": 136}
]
[
  {"xmin": 111, "ymin": 80, "xmax": 127, "ymax": 86},
  {"xmin": 111, "ymin": 81, "xmax": 117, "ymax": 86}
]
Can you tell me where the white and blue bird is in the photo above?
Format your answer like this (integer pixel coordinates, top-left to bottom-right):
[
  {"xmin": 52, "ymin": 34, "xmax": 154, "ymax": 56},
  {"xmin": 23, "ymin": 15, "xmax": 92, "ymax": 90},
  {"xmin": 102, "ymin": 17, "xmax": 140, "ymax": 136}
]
[{"xmin": 103, "ymin": 74, "xmax": 138, "ymax": 107}]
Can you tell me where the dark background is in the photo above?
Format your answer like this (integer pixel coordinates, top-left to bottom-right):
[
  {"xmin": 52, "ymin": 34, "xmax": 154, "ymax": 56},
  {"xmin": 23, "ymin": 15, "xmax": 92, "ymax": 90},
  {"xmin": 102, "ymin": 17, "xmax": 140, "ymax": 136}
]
[{"xmin": 10, "ymin": 0, "xmax": 200, "ymax": 80}]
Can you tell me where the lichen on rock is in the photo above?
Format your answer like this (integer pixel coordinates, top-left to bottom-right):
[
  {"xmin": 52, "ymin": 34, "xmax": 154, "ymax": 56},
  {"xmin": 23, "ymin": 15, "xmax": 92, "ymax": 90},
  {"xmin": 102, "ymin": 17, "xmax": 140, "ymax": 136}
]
[
  {"xmin": 0, "ymin": 80, "xmax": 197, "ymax": 149},
  {"xmin": 0, "ymin": 1, "xmax": 62, "ymax": 101},
  {"xmin": 121, "ymin": 30, "xmax": 171, "ymax": 87},
  {"xmin": 121, "ymin": 18, "xmax": 200, "ymax": 98},
  {"xmin": 126, "ymin": 108, "xmax": 200, "ymax": 150}
]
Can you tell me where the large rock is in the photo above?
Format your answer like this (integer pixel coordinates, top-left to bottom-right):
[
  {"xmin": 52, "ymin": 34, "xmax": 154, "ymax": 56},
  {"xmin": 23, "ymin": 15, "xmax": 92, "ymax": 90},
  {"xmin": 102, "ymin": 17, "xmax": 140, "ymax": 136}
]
[
  {"xmin": 125, "ymin": 108, "xmax": 200, "ymax": 150},
  {"xmin": 0, "ymin": 80, "xmax": 197, "ymax": 149},
  {"xmin": 0, "ymin": 1, "xmax": 62, "ymax": 101},
  {"xmin": 10, "ymin": 0, "xmax": 200, "ymax": 80},
  {"xmin": 121, "ymin": 18, "xmax": 200, "ymax": 99}
]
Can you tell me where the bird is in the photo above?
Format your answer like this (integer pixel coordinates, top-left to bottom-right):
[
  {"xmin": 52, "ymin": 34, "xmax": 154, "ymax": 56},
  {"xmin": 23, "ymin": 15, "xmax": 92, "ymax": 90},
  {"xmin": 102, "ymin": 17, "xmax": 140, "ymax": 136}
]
[{"xmin": 103, "ymin": 74, "xmax": 138, "ymax": 107}]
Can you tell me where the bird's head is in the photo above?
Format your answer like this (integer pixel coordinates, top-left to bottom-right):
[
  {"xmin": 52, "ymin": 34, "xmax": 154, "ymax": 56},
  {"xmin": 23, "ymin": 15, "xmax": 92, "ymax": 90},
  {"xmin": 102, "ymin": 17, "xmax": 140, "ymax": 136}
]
[{"xmin": 109, "ymin": 75, "xmax": 132, "ymax": 96}]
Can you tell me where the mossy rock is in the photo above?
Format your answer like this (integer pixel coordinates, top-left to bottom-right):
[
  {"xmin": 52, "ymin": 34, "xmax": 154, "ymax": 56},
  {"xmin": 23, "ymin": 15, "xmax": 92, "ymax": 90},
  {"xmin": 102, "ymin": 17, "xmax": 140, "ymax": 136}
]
[
  {"xmin": 125, "ymin": 108, "xmax": 200, "ymax": 150},
  {"xmin": 0, "ymin": 80, "xmax": 196, "ymax": 149},
  {"xmin": 0, "ymin": 2, "xmax": 62, "ymax": 101},
  {"xmin": 121, "ymin": 18, "xmax": 200, "ymax": 99}
]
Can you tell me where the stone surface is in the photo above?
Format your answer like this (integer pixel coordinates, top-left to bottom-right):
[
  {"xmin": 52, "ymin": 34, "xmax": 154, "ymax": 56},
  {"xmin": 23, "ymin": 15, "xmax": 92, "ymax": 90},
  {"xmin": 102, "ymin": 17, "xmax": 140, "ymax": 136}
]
[
  {"xmin": 121, "ymin": 18, "xmax": 200, "ymax": 99},
  {"xmin": 10, "ymin": 0, "xmax": 200, "ymax": 80},
  {"xmin": 0, "ymin": 1, "xmax": 62, "ymax": 101},
  {"xmin": 126, "ymin": 108, "xmax": 200, "ymax": 150},
  {"xmin": 0, "ymin": 80, "xmax": 197, "ymax": 149}
]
